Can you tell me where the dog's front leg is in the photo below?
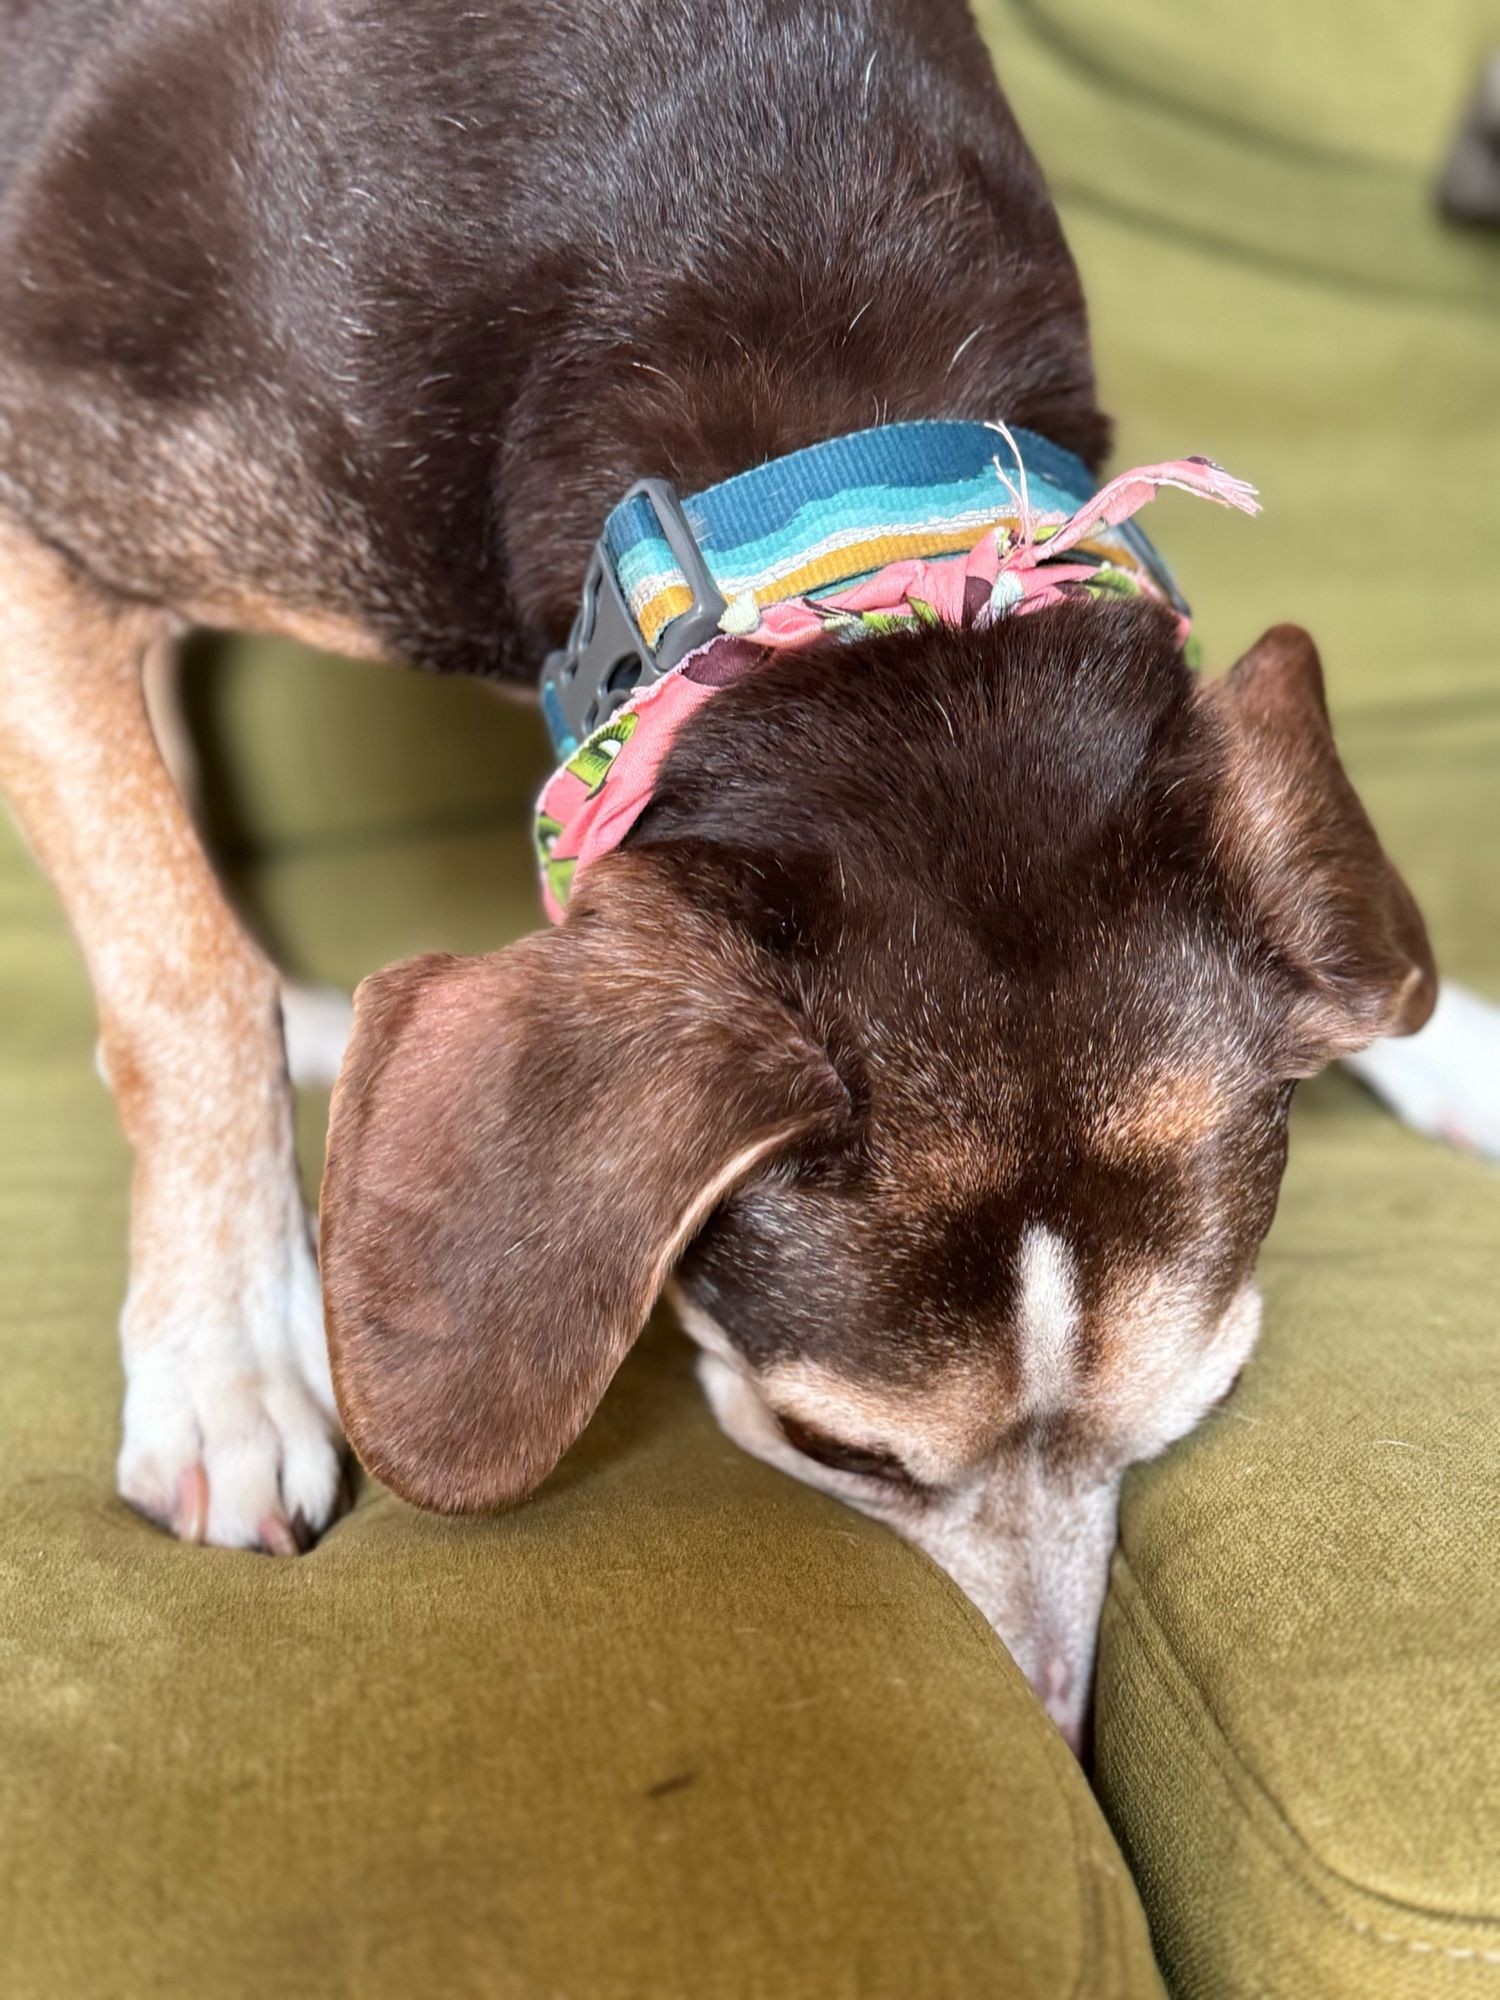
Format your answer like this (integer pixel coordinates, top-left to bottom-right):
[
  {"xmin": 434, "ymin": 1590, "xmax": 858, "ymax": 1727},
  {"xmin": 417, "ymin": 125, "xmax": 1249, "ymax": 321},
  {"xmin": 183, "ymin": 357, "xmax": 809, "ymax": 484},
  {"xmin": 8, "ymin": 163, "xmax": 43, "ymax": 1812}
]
[{"xmin": 0, "ymin": 515, "xmax": 342, "ymax": 1550}]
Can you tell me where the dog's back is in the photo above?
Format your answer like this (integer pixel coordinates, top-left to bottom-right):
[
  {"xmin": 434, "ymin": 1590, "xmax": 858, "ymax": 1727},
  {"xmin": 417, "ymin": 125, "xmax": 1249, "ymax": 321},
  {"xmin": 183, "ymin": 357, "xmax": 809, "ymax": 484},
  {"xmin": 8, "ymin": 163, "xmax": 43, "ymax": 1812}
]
[{"xmin": 0, "ymin": 0, "xmax": 1099, "ymax": 673}]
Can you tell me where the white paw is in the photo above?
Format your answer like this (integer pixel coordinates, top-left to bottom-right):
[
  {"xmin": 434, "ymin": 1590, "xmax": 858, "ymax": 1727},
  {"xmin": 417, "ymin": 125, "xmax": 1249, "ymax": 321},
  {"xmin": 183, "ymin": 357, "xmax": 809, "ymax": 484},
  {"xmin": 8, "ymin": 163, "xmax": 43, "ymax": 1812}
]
[
  {"xmin": 280, "ymin": 981, "xmax": 354, "ymax": 1091},
  {"xmin": 1344, "ymin": 981, "xmax": 1500, "ymax": 1160},
  {"xmin": 117, "ymin": 1213, "xmax": 345, "ymax": 1551}
]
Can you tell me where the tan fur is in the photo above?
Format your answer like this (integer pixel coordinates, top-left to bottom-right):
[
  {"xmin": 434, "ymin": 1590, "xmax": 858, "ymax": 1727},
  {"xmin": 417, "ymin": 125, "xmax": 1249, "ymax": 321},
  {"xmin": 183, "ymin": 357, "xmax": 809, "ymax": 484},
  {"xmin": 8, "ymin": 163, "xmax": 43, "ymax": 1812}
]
[
  {"xmin": 760, "ymin": 1352, "xmax": 1005, "ymax": 1482},
  {"xmin": 0, "ymin": 512, "xmax": 342, "ymax": 1550},
  {"xmin": 181, "ymin": 596, "xmax": 392, "ymax": 661},
  {"xmin": 1093, "ymin": 1064, "xmax": 1228, "ymax": 1158}
]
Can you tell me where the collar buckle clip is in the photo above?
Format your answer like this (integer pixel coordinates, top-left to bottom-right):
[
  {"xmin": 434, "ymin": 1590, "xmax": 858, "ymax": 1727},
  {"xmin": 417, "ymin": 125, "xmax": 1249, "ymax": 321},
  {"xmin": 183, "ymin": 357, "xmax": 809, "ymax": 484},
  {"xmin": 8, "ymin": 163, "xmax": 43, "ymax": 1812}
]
[{"xmin": 540, "ymin": 478, "xmax": 727, "ymax": 756}]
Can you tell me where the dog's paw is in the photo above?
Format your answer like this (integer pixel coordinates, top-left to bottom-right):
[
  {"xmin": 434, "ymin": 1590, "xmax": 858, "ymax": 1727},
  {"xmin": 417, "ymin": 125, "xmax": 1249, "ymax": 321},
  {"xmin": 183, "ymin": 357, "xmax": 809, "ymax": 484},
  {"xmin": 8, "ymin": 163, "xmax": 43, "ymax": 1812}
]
[
  {"xmin": 117, "ymin": 1213, "xmax": 345, "ymax": 1552},
  {"xmin": 280, "ymin": 980, "xmax": 354, "ymax": 1091},
  {"xmin": 1344, "ymin": 981, "xmax": 1500, "ymax": 1160}
]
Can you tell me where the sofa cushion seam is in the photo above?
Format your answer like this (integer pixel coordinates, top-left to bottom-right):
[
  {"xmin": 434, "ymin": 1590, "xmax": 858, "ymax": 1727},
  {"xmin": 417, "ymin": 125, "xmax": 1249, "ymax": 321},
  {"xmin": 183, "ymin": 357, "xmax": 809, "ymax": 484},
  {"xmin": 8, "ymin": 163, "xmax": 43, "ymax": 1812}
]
[{"xmin": 1108, "ymin": 1555, "xmax": 1500, "ymax": 1967}]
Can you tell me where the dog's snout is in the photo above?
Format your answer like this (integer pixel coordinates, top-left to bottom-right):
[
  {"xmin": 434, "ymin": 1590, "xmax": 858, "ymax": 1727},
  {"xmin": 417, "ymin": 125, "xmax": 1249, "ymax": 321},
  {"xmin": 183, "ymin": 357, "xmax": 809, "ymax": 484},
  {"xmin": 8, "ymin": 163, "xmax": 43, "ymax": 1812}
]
[
  {"xmin": 1037, "ymin": 1651, "xmax": 1084, "ymax": 1754},
  {"xmin": 937, "ymin": 1465, "xmax": 1121, "ymax": 1759},
  {"xmin": 955, "ymin": 1581, "xmax": 1101, "ymax": 1758},
  {"xmin": 1048, "ymin": 1709, "xmax": 1084, "ymax": 1758},
  {"xmin": 1039, "ymin": 1650, "xmax": 1072, "ymax": 1713}
]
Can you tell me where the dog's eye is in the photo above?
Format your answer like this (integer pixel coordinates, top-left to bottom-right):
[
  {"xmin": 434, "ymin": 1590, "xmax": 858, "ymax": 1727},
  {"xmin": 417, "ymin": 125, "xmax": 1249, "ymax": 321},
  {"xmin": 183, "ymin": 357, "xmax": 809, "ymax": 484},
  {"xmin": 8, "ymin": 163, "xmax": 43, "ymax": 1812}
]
[{"xmin": 775, "ymin": 1413, "xmax": 916, "ymax": 1486}]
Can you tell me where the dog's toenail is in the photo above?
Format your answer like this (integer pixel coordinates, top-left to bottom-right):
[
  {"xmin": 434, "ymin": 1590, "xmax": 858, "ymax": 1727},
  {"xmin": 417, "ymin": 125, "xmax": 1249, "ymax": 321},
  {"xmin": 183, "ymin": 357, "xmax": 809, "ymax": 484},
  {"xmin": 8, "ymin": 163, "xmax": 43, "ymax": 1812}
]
[
  {"xmin": 173, "ymin": 1465, "xmax": 209, "ymax": 1544},
  {"xmin": 259, "ymin": 1514, "xmax": 299, "ymax": 1557}
]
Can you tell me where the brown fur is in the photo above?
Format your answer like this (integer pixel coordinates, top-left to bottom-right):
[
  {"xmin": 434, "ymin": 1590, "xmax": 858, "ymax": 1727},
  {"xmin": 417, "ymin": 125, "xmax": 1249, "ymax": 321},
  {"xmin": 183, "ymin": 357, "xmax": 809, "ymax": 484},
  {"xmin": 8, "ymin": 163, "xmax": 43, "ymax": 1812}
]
[{"xmin": 1203, "ymin": 624, "xmax": 1435, "ymax": 1067}]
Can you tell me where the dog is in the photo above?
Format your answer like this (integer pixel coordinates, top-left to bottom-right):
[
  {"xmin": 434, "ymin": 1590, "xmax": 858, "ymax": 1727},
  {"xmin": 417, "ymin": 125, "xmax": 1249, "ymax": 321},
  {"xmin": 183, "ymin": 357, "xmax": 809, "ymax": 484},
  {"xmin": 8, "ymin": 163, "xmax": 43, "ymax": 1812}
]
[{"xmin": 0, "ymin": 0, "xmax": 1444, "ymax": 1751}]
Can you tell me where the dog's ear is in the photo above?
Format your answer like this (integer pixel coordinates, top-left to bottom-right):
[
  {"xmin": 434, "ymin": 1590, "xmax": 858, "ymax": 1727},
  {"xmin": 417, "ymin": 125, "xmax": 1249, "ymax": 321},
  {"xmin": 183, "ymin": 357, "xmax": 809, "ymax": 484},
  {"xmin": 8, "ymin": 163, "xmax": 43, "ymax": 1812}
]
[
  {"xmin": 319, "ymin": 850, "xmax": 848, "ymax": 1512},
  {"xmin": 1204, "ymin": 623, "xmax": 1436, "ymax": 1074}
]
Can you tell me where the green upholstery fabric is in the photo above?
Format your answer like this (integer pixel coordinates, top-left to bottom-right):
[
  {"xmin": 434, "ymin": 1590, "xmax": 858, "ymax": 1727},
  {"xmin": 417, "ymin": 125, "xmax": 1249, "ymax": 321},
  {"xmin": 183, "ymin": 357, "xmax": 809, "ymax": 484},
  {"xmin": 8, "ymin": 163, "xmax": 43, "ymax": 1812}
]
[
  {"xmin": 991, "ymin": 2, "xmax": 1500, "ymax": 1993},
  {"xmin": 2, "ymin": 3, "xmax": 1497, "ymax": 1996}
]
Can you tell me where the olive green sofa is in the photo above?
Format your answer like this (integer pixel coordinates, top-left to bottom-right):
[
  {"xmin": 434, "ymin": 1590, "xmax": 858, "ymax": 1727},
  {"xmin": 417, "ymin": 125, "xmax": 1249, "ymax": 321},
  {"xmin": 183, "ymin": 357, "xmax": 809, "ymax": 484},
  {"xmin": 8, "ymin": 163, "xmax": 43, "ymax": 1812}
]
[{"xmin": 2, "ymin": 3, "xmax": 1497, "ymax": 1994}]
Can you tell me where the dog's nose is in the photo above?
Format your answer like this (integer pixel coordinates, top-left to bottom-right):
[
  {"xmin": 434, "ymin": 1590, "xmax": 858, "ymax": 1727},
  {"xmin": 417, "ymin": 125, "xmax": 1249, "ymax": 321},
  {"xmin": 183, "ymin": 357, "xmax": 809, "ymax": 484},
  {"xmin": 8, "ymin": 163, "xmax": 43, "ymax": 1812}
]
[{"xmin": 1038, "ymin": 1654, "xmax": 1084, "ymax": 1755}]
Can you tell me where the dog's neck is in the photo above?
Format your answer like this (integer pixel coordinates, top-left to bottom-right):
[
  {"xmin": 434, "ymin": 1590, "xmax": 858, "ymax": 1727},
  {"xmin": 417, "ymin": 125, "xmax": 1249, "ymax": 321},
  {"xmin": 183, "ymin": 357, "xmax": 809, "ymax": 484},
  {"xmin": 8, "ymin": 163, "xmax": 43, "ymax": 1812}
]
[{"xmin": 499, "ymin": 240, "xmax": 1109, "ymax": 653}]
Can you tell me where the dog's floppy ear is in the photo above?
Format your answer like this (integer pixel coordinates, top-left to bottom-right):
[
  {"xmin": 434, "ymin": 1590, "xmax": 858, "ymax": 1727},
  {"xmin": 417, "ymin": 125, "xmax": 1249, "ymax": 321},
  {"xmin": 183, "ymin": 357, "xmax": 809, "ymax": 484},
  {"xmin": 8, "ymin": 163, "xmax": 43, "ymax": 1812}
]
[
  {"xmin": 319, "ymin": 850, "xmax": 848, "ymax": 1512},
  {"xmin": 1205, "ymin": 623, "xmax": 1436, "ymax": 1074}
]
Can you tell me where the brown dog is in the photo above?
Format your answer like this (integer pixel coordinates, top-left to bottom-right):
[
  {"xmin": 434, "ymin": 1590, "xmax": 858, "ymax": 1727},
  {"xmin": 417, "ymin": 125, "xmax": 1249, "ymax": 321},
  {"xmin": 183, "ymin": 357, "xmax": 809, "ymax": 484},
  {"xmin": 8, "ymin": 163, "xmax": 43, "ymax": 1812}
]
[{"xmin": 0, "ymin": 0, "xmax": 1433, "ymax": 1747}]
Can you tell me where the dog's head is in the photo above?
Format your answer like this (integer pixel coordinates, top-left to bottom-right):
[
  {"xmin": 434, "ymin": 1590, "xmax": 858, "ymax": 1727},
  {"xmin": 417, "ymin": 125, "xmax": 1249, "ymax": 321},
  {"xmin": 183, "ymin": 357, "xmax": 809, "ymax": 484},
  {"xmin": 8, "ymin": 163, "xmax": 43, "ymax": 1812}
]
[{"xmin": 320, "ymin": 607, "xmax": 1433, "ymax": 1749}]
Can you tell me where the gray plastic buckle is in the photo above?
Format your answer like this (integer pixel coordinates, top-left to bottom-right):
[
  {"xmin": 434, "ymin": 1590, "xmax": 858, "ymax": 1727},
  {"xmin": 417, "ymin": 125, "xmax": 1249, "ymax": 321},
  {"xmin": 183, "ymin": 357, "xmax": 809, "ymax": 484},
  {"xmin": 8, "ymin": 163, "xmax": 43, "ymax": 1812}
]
[{"xmin": 539, "ymin": 478, "xmax": 728, "ymax": 754}]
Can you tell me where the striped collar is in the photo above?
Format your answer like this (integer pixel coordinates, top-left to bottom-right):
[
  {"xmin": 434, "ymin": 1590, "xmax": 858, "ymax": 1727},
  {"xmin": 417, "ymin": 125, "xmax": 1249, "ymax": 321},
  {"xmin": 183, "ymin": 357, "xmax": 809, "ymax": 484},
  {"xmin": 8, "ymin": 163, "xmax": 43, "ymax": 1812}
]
[{"xmin": 535, "ymin": 420, "xmax": 1257, "ymax": 919}]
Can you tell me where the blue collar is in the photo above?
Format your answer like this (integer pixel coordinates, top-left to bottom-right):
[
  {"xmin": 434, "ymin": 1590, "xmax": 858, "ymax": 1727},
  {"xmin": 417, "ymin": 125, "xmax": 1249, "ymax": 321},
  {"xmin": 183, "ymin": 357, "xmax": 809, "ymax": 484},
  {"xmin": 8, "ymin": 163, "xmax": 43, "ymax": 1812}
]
[{"xmin": 539, "ymin": 419, "xmax": 1184, "ymax": 757}]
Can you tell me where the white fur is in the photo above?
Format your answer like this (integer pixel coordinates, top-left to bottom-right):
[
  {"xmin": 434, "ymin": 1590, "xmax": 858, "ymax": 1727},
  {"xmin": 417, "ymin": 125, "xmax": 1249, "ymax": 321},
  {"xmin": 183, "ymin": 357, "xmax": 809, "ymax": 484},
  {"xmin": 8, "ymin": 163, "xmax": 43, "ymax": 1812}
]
[
  {"xmin": 280, "ymin": 981, "xmax": 355, "ymax": 1091},
  {"xmin": 1098, "ymin": 1276, "xmax": 1263, "ymax": 1462},
  {"xmin": 1344, "ymin": 981, "xmax": 1500, "ymax": 1161},
  {"xmin": 116, "ymin": 1192, "xmax": 342, "ymax": 1549},
  {"xmin": 1014, "ymin": 1224, "xmax": 1079, "ymax": 1417}
]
